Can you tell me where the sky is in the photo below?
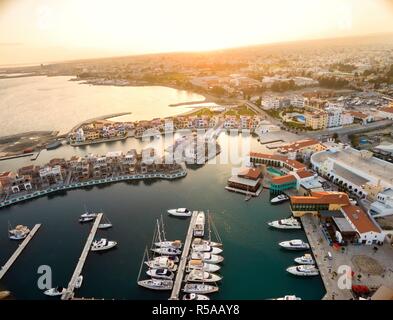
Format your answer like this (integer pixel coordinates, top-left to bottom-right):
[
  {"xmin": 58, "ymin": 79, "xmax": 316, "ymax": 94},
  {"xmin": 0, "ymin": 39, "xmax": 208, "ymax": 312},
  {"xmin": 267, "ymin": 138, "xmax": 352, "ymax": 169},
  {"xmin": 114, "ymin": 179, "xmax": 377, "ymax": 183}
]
[{"xmin": 1, "ymin": 0, "xmax": 393, "ymax": 65}]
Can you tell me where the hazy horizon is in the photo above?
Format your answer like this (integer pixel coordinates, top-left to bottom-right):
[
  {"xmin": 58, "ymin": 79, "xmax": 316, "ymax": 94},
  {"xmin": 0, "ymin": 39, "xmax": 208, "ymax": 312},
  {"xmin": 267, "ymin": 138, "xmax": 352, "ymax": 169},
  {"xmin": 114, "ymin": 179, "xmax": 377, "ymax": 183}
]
[{"xmin": 1, "ymin": 0, "xmax": 393, "ymax": 66}]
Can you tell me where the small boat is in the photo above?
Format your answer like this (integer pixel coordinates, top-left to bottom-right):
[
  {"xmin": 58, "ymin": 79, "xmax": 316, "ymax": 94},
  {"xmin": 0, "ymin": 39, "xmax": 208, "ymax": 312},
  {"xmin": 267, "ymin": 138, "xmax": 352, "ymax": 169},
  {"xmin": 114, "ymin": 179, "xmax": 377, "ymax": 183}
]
[
  {"xmin": 145, "ymin": 256, "xmax": 178, "ymax": 271},
  {"xmin": 185, "ymin": 270, "xmax": 222, "ymax": 283},
  {"xmin": 79, "ymin": 216, "xmax": 95, "ymax": 223},
  {"xmin": 245, "ymin": 193, "xmax": 252, "ymax": 201},
  {"xmin": 80, "ymin": 212, "xmax": 97, "ymax": 219},
  {"xmin": 274, "ymin": 295, "xmax": 301, "ymax": 300},
  {"xmin": 8, "ymin": 223, "xmax": 30, "ymax": 240},
  {"xmin": 146, "ymin": 268, "xmax": 174, "ymax": 280},
  {"xmin": 44, "ymin": 287, "xmax": 65, "ymax": 296},
  {"xmin": 183, "ymin": 293, "xmax": 210, "ymax": 300},
  {"xmin": 187, "ymin": 259, "xmax": 221, "ymax": 273},
  {"xmin": 271, "ymin": 194, "xmax": 289, "ymax": 204},
  {"xmin": 0, "ymin": 291, "xmax": 11, "ymax": 300},
  {"xmin": 191, "ymin": 252, "xmax": 224, "ymax": 264},
  {"xmin": 167, "ymin": 208, "xmax": 192, "ymax": 217},
  {"xmin": 279, "ymin": 239, "xmax": 310, "ymax": 251},
  {"xmin": 193, "ymin": 212, "xmax": 205, "ymax": 237},
  {"xmin": 138, "ymin": 279, "xmax": 173, "ymax": 290},
  {"xmin": 151, "ymin": 247, "xmax": 181, "ymax": 256},
  {"xmin": 192, "ymin": 238, "xmax": 222, "ymax": 248},
  {"xmin": 75, "ymin": 275, "xmax": 83, "ymax": 289},
  {"xmin": 91, "ymin": 238, "xmax": 117, "ymax": 251},
  {"xmin": 286, "ymin": 265, "xmax": 319, "ymax": 276},
  {"xmin": 183, "ymin": 283, "xmax": 219, "ymax": 294},
  {"xmin": 294, "ymin": 254, "xmax": 315, "ymax": 265},
  {"xmin": 154, "ymin": 240, "xmax": 182, "ymax": 249},
  {"xmin": 98, "ymin": 216, "xmax": 112, "ymax": 229},
  {"xmin": 268, "ymin": 217, "xmax": 301, "ymax": 230},
  {"xmin": 192, "ymin": 244, "xmax": 223, "ymax": 255}
]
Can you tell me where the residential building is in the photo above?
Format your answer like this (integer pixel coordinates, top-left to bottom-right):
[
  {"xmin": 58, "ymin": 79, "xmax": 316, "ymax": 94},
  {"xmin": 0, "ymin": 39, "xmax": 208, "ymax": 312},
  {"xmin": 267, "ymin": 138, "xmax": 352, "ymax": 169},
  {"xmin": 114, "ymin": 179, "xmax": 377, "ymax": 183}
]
[
  {"xmin": 305, "ymin": 111, "xmax": 328, "ymax": 130},
  {"xmin": 378, "ymin": 105, "xmax": 393, "ymax": 120}
]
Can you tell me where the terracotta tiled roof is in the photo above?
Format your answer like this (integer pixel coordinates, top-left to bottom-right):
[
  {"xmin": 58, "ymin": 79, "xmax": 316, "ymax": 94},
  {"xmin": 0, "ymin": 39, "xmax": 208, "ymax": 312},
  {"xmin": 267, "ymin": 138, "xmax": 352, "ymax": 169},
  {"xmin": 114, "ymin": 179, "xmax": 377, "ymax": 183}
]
[
  {"xmin": 380, "ymin": 106, "xmax": 393, "ymax": 114},
  {"xmin": 341, "ymin": 205, "xmax": 380, "ymax": 234},
  {"xmin": 296, "ymin": 170, "xmax": 315, "ymax": 179},
  {"xmin": 271, "ymin": 174, "xmax": 296, "ymax": 184},
  {"xmin": 238, "ymin": 168, "xmax": 261, "ymax": 180},
  {"xmin": 279, "ymin": 139, "xmax": 323, "ymax": 153},
  {"xmin": 249, "ymin": 152, "xmax": 306, "ymax": 170},
  {"xmin": 290, "ymin": 191, "xmax": 350, "ymax": 205},
  {"xmin": 0, "ymin": 171, "xmax": 11, "ymax": 178},
  {"xmin": 350, "ymin": 111, "xmax": 369, "ymax": 119}
]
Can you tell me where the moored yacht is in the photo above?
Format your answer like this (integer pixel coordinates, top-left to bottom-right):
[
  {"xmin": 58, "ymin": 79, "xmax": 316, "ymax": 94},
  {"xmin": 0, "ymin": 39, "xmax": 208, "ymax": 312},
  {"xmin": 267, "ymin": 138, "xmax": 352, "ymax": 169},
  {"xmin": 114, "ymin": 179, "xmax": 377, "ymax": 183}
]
[
  {"xmin": 271, "ymin": 194, "xmax": 289, "ymax": 204},
  {"xmin": 274, "ymin": 295, "xmax": 302, "ymax": 300},
  {"xmin": 192, "ymin": 238, "xmax": 222, "ymax": 248},
  {"xmin": 193, "ymin": 211, "xmax": 205, "ymax": 237},
  {"xmin": 185, "ymin": 270, "xmax": 222, "ymax": 283},
  {"xmin": 268, "ymin": 217, "xmax": 301, "ymax": 230},
  {"xmin": 146, "ymin": 268, "xmax": 174, "ymax": 280},
  {"xmin": 294, "ymin": 254, "xmax": 315, "ymax": 265},
  {"xmin": 98, "ymin": 215, "xmax": 112, "ymax": 229},
  {"xmin": 167, "ymin": 208, "xmax": 192, "ymax": 217},
  {"xmin": 138, "ymin": 279, "xmax": 173, "ymax": 290},
  {"xmin": 186, "ymin": 259, "xmax": 221, "ymax": 273},
  {"xmin": 91, "ymin": 238, "xmax": 117, "ymax": 251},
  {"xmin": 154, "ymin": 240, "xmax": 182, "ymax": 249},
  {"xmin": 286, "ymin": 265, "xmax": 319, "ymax": 276},
  {"xmin": 145, "ymin": 256, "xmax": 178, "ymax": 271},
  {"xmin": 43, "ymin": 287, "xmax": 65, "ymax": 296},
  {"xmin": 192, "ymin": 244, "xmax": 223, "ymax": 254},
  {"xmin": 151, "ymin": 247, "xmax": 181, "ymax": 256},
  {"xmin": 279, "ymin": 239, "xmax": 309, "ymax": 250},
  {"xmin": 8, "ymin": 224, "xmax": 30, "ymax": 240},
  {"xmin": 75, "ymin": 275, "xmax": 83, "ymax": 289},
  {"xmin": 191, "ymin": 251, "xmax": 224, "ymax": 264},
  {"xmin": 183, "ymin": 283, "xmax": 219, "ymax": 294},
  {"xmin": 183, "ymin": 293, "xmax": 210, "ymax": 300}
]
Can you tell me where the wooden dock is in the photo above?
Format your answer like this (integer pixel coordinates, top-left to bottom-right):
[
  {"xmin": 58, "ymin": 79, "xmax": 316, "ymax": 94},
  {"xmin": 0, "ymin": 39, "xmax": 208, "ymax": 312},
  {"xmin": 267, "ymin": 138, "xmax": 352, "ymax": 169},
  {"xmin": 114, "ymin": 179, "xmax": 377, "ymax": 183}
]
[
  {"xmin": 61, "ymin": 213, "xmax": 103, "ymax": 300},
  {"xmin": 169, "ymin": 211, "xmax": 199, "ymax": 300},
  {"xmin": 0, "ymin": 224, "xmax": 41, "ymax": 280}
]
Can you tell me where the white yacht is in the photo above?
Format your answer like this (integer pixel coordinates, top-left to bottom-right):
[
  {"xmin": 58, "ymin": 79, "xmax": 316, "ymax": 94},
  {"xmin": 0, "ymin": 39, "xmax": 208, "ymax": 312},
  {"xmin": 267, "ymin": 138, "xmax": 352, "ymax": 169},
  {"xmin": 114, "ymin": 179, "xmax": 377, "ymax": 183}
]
[
  {"xmin": 146, "ymin": 268, "xmax": 174, "ymax": 280},
  {"xmin": 294, "ymin": 254, "xmax": 315, "ymax": 265},
  {"xmin": 274, "ymin": 295, "xmax": 302, "ymax": 300},
  {"xmin": 167, "ymin": 208, "xmax": 192, "ymax": 217},
  {"xmin": 271, "ymin": 194, "xmax": 289, "ymax": 204},
  {"xmin": 79, "ymin": 216, "xmax": 95, "ymax": 223},
  {"xmin": 268, "ymin": 217, "xmax": 301, "ymax": 230},
  {"xmin": 8, "ymin": 224, "xmax": 30, "ymax": 240},
  {"xmin": 138, "ymin": 279, "xmax": 173, "ymax": 290},
  {"xmin": 185, "ymin": 270, "xmax": 222, "ymax": 283},
  {"xmin": 75, "ymin": 275, "xmax": 83, "ymax": 289},
  {"xmin": 193, "ymin": 212, "xmax": 205, "ymax": 237},
  {"xmin": 151, "ymin": 247, "xmax": 181, "ymax": 256},
  {"xmin": 91, "ymin": 238, "xmax": 117, "ymax": 251},
  {"xmin": 191, "ymin": 252, "xmax": 224, "ymax": 264},
  {"xmin": 183, "ymin": 283, "xmax": 219, "ymax": 294},
  {"xmin": 279, "ymin": 239, "xmax": 310, "ymax": 250},
  {"xmin": 192, "ymin": 238, "xmax": 222, "ymax": 248},
  {"xmin": 43, "ymin": 287, "xmax": 65, "ymax": 296},
  {"xmin": 186, "ymin": 259, "xmax": 221, "ymax": 273},
  {"xmin": 145, "ymin": 256, "xmax": 178, "ymax": 271},
  {"xmin": 98, "ymin": 216, "xmax": 112, "ymax": 229},
  {"xmin": 192, "ymin": 244, "xmax": 223, "ymax": 255},
  {"xmin": 154, "ymin": 240, "xmax": 182, "ymax": 249},
  {"xmin": 286, "ymin": 265, "xmax": 319, "ymax": 276},
  {"xmin": 183, "ymin": 293, "xmax": 210, "ymax": 300}
]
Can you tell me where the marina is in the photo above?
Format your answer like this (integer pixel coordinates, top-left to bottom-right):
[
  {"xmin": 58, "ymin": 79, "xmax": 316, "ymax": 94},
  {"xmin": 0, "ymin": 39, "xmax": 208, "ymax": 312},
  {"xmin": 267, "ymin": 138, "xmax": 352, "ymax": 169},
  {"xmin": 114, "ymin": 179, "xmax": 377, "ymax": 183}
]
[{"xmin": 0, "ymin": 224, "xmax": 41, "ymax": 280}]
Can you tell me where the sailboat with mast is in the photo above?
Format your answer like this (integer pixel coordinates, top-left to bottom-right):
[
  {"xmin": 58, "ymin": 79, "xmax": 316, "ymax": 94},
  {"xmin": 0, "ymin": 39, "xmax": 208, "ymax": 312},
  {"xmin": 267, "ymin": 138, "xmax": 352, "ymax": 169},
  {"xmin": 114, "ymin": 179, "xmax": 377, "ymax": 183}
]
[{"xmin": 151, "ymin": 218, "xmax": 182, "ymax": 255}]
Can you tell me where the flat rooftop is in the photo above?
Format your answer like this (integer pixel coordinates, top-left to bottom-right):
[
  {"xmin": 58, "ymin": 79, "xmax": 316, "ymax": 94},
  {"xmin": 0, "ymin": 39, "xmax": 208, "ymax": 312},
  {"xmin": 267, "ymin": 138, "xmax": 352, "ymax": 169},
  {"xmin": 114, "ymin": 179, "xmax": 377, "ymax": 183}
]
[
  {"xmin": 333, "ymin": 163, "xmax": 369, "ymax": 186},
  {"xmin": 312, "ymin": 147, "xmax": 393, "ymax": 186}
]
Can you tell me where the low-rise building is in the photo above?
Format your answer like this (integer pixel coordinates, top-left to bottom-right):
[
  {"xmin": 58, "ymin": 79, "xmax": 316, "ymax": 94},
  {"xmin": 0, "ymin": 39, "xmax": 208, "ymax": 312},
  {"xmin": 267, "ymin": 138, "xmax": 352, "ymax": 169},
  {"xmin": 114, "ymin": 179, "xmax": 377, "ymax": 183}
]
[
  {"xmin": 378, "ymin": 105, "xmax": 393, "ymax": 120},
  {"xmin": 226, "ymin": 167, "xmax": 263, "ymax": 196},
  {"xmin": 305, "ymin": 111, "xmax": 328, "ymax": 130}
]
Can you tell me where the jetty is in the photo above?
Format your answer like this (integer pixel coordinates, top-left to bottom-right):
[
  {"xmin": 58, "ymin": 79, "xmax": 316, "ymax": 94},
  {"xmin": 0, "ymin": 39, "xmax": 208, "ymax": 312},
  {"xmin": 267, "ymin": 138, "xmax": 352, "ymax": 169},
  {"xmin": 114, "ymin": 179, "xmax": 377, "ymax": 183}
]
[
  {"xmin": 61, "ymin": 213, "xmax": 103, "ymax": 300},
  {"xmin": 169, "ymin": 211, "xmax": 199, "ymax": 300},
  {"xmin": 0, "ymin": 224, "xmax": 41, "ymax": 280},
  {"xmin": 68, "ymin": 112, "xmax": 131, "ymax": 134}
]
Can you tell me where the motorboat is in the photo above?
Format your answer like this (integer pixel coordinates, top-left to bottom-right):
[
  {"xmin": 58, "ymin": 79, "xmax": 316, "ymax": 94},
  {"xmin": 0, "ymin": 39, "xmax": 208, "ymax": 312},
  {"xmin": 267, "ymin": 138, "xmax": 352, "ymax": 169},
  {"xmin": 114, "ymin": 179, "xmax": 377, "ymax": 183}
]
[
  {"xmin": 151, "ymin": 247, "xmax": 181, "ymax": 256},
  {"xmin": 75, "ymin": 275, "xmax": 83, "ymax": 289},
  {"xmin": 279, "ymin": 239, "xmax": 310, "ymax": 250},
  {"xmin": 167, "ymin": 208, "xmax": 192, "ymax": 217},
  {"xmin": 91, "ymin": 238, "xmax": 117, "ymax": 251},
  {"xmin": 268, "ymin": 217, "xmax": 301, "ymax": 230},
  {"xmin": 192, "ymin": 238, "xmax": 222, "ymax": 248},
  {"xmin": 183, "ymin": 293, "xmax": 210, "ymax": 300},
  {"xmin": 191, "ymin": 252, "xmax": 224, "ymax": 264},
  {"xmin": 191, "ymin": 244, "xmax": 223, "ymax": 255},
  {"xmin": 98, "ymin": 216, "xmax": 112, "ymax": 229},
  {"xmin": 185, "ymin": 270, "xmax": 222, "ymax": 283},
  {"xmin": 138, "ymin": 279, "xmax": 173, "ymax": 290},
  {"xmin": 80, "ymin": 212, "xmax": 97, "ymax": 219},
  {"xmin": 186, "ymin": 259, "xmax": 221, "ymax": 273},
  {"xmin": 286, "ymin": 265, "xmax": 319, "ymax": 276},
  {"xmin": 183, "ymin": 283, "xmax": 219, "ymax": 294},
  {"xmin": 79, "ymin": 216, "xmax": 95, "ymax": 223},
  {"xmin": 274, "ymin": 295, "xmax": 302, "ymax": 300},
  {"xmin": 193, "ymin": 212, "xmax": 205, "ymax": 237},
  {"xmin": 8, "ymin": 224, "xmax": 30, "ymax": 240},
  {"xmin": 145, "ymin": 256, "xmax": 178, "ymax": 271},
  {"xmin": 294, "ymin": 254, "xmax": 315, "ymax": 265},
  {"xmin": 146, "ymin": 268, "xmax": 174, "ymax": 280},
  {"xmin": 270, "ymin": 194, "xmax": 289, "ymax": 204},
  {"xmin": 154, "ymin": 240, "xmax": 182, "ymax": 249},
  {"xmin": 44, "ymin": 287, "xmax": 65, "ymax": 296}
]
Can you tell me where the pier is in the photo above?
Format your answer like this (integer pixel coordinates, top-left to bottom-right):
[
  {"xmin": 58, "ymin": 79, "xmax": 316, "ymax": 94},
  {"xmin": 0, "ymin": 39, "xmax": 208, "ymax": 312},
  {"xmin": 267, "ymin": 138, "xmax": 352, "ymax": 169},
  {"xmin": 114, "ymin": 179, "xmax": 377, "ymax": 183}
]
[
  {"xmin": 0, "ymin": 224, "xmax": 41, "ymax": 280},
  {"xmin": 61, "ymin": 213, "xmax": 103, "ymax": 300},
  {"xmin": 169, "ymin": 211, "xmax": 199, "ymax": 300}
]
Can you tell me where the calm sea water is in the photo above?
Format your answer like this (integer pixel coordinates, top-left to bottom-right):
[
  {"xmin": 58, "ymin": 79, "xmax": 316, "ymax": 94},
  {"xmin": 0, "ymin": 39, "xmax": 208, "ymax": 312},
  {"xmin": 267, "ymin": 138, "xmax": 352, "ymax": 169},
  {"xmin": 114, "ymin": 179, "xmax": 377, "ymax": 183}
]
[
  {"xmin": 0, "ymin": 76, "xmax": 204, "ymax": 136},
  {"xmin": 0, "ymin": 135, "xmax": 324, "ymax": 300}
]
